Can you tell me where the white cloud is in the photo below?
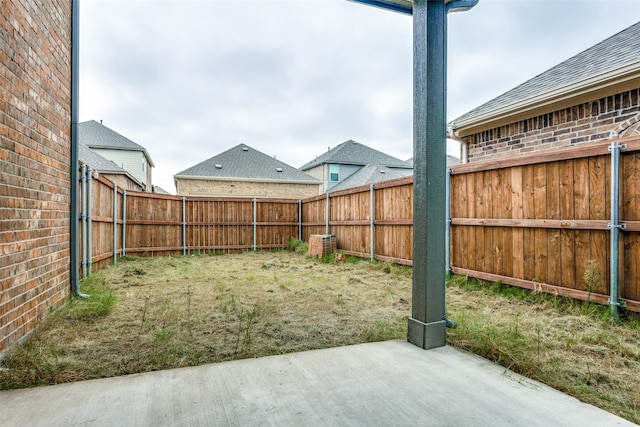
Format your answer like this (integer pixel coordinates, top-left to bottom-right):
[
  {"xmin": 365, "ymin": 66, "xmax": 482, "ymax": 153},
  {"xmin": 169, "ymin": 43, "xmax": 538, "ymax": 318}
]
[{"xmin": 79, "ymin": 0, "xmax": 640, "ymax": 192}]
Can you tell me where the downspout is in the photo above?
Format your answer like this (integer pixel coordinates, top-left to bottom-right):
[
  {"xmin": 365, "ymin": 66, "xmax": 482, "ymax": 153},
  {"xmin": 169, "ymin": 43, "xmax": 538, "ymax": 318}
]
[
  {"xmin": 70, "ymin": 0, "xmax": 87, "ymax": 297},
  {"xmin": 446, "ymin": 126, "xmax": 468, "ymax": 164}
]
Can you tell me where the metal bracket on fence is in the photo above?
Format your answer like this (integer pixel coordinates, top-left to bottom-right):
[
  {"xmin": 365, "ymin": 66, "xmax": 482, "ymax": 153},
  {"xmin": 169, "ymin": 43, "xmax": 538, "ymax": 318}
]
[
  {"xmin": 608, "ymin": 143, "xmax": 627, "ymax": 152},
  {"xmin": 608, "ymin": 223, "xmax": 627, "ymax": 230},
  {"xmin": 608, "ymin": 297, "xmax": 627, "ymax": 308}
]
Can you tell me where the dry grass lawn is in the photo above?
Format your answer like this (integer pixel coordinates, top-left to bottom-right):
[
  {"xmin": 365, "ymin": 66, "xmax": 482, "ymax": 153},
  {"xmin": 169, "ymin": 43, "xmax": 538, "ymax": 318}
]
[{"xmin": 1, "ymin": 249, "xmax": 639, "ymax": 423}]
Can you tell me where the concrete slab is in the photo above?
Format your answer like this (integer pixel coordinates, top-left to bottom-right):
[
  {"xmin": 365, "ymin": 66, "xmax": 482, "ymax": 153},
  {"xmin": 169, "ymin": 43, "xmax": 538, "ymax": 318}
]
[{"xmin": 1, "ymin": 341, "xmax": 635, "ymax": 426}]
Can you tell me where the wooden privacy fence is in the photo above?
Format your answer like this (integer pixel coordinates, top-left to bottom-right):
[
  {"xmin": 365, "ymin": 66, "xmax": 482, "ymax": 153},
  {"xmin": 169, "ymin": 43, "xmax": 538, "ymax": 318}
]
[
  {"xmin": 77, "ymin": 135, "xmax": 640, "ymax": 312},
  {"xmin": 450, "ymin": 136, "xmax": 640, "ymax": 312},
  {"xmin": 301, "ymin": 177, "xmax": 414, "ymax": 265},
  {"xmin": 78, "ymin": 172, "xmax": 301, "ymax": 273}
]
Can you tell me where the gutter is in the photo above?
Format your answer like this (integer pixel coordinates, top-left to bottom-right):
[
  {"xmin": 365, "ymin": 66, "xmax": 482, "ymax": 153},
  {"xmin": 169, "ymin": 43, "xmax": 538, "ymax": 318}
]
[
  {"xmin": 70, "ymin": 0, "xmax": 88, "ymax": 297},
  {"xmin": 172, "ymin": 174, "xmax": 321, "ymax": 185}
]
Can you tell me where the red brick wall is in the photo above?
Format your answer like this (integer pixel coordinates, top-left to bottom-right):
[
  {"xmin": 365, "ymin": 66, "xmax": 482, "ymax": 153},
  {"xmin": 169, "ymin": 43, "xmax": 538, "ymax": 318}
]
[
  {"xmin": 465, "ymin": 89, "xmax": 640, "ymax": 162},
  {"xmin": 1, "ymin": 0, "xmax": 72, "ymax": 356},
  {"xmin": 308, "ymin": 234, "xmax": 337, "ymax": 258}
]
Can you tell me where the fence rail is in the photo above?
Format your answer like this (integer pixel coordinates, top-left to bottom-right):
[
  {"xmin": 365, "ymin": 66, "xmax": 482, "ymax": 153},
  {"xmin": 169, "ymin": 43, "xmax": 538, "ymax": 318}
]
[{"xmin": 78, "ymin": 135, "xmax": 640, "ymax": 312}]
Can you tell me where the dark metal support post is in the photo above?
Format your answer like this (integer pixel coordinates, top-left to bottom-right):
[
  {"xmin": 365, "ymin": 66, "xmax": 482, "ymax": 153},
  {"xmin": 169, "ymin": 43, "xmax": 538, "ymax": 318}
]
[{"xmin": 408, "ymin": 0, "xmax": 447, "ymax": 349}]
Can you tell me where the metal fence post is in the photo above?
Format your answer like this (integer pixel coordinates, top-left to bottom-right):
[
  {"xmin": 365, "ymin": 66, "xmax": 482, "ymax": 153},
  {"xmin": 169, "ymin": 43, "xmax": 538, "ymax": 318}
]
[
  {"xmin": 298, "ymin": 200, "xmax": 302, "ymax": 241},
  {"xmin": 325, "ymin": 192, "xmax": 330, "ymax": 235},
  {"xmin": 81, "ymin": 163, "xmax": 87, "ymax": 277},
  {"xmin": 370, "ymin": 184, "xmax": 375, "ymax": 260},
  {"xmin": 253, "ymin": 198, "xmax": 257, "ymax": 251},
  {"xmin": 122, "ymin": 190, "xmax": 127, "ymax": 257},
  {"xmin": 113, "ymin": 183, "xmax": 117, "ymax": 265},
  {"xmin": 182, "ymin": 197, "xmax": 187, "ymax": 255},
  {"xmin": 87, "ymin": 167, "xmax": 93, "ymax": 276},
  {"xmin": 608, "ymin": 141, "xmax": 627, "ymax": 320},
  {"xmin": 445, "ymin": 168, "xmax": 452, "ymax": 275}
]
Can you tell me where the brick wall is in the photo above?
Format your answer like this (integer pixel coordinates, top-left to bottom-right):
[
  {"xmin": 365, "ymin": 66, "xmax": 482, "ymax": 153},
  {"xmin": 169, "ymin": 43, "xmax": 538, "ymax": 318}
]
[
  {"xmin": 308, "ymin": 234, "xmax": 336, "ymax": 258},
  {"xmin": 176, "ymin": 178, "xmax": 320, "ymax": 199},
  {"xmin": 465, "ymin": 89, "xmax": 640, "ymax": 162},
  {"xmin": 0, "ymin": 0, "xmax": 72, "ymax": 356}
]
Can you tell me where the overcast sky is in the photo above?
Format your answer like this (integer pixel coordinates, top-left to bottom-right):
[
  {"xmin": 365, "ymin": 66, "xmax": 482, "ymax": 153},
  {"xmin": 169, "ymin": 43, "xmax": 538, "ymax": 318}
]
[{"xmin": 79, "ymin": 0, "xmax": 640, "ymax": 193}]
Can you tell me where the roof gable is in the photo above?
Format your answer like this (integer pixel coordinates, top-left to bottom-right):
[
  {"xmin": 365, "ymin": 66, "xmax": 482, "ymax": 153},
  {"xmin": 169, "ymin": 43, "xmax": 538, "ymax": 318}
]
[
  {"xmin": 79, "ymin": 120, "xmax": 155, "ymax": 167},
  {"xmin": 329, "ymin": 164, "xmax": 412, "ymax": 192},
  {"xmin": 174, "ymin": 143, "xmax": 319, "ymax": 183},
  {"xmin": 300, "ymin": 140, "xmax": 412, "ymax": 171},
  {"xmin": 79, "ymin": 143, "xmax": 144, "ymax": 187},
  {"xmin": 451, "ymin": 21, "xmax": 640, "ymax": 133}
]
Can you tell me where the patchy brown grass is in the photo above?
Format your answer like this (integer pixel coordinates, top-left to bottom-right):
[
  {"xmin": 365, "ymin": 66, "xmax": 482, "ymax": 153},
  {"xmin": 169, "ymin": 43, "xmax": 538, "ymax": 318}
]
[{"xmin": 1, "ymin": 250, "xmax": 638, "ymax": 423}]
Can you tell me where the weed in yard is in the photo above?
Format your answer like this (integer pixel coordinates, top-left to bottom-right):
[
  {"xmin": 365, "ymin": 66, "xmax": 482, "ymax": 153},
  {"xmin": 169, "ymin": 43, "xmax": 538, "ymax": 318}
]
[
  {"xmin": 361, "ymin": 320, "xmax": 405, "ymax": 342},
  {"xmin": 584, "ymin": 260, "xmax": 604, "ymax": 298},
  {"xmin": 68, "ymin": 276, "xmax": 116, "ymax": 321},
  {"xmin": 153, "ymin": 328, "xmax": 174, "ymax": 343},
  {"xmin": 285, "ymin": 238, "xmax": 307, "ymax": 254}
]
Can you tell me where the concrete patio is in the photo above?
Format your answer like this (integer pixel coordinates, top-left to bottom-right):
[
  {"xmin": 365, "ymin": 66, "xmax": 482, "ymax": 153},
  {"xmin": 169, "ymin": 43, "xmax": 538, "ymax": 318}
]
[{"xmin": 1, "ymin": 340, "xmax": 635, "ymax": 426}]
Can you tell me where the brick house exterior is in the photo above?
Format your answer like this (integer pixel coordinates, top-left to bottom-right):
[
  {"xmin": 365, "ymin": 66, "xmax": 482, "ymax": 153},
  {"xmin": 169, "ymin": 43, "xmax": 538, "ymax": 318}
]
[
  {"xmin": 1, "ymin": 0, "xmax": 72, "ymax": 355},
  {"xmin": 450, "ymin": 22, "xmax": 640, "ymax": 162},
  {"xmin": 175, "ymin": 144, "xmax": 320, "ymax": 199}
]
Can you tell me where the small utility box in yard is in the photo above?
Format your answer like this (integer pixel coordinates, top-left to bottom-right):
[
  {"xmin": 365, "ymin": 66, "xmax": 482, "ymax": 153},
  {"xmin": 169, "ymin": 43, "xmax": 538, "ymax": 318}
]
[{"xmin": 308, "ymin": 234, "xmax": 337, "ymax": 258}]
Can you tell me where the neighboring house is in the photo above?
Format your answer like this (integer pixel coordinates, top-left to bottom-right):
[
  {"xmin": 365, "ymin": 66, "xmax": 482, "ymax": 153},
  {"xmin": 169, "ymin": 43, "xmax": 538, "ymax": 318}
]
[
  {"xmin": 174, "ymin": 143, "xmax": 320, "ymax": 199},
  {"xmin": 79, "ymin": 120, "xmax": 155, "ymax": 192},
  {"xmin": 152, "ymin": 185, "xmax": 171, "ymax": 195},
  {"xmin": 300, "ymin": 140, "xmax": 413, "ymax": 193},
  {"xmin": 449, "ymin": 21, "xmax": 640, "ymax": 163},
  {"xmin": 79, "ymin": 143, "xmax": 144, "ymax": 192}
]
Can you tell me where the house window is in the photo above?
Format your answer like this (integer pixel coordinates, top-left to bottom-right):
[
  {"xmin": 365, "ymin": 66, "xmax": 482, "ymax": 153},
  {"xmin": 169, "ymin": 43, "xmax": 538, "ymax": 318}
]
[{"xmin": 329, "ymin": 164, "xmax": 339, "ymax": 182}]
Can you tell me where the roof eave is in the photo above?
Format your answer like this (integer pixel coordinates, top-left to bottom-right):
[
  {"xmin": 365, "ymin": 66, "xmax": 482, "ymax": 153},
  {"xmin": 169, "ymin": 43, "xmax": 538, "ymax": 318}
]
[
  {"xmin": 87, "ymin": 145, "xmax": 155, "ymax": 167},
  {"xmin": 173, "ymin": 175, "xmax": 320, "ymax": 185},
  {"xmin": 451, "ymin": 63, "xmax": 640, "ymax": 138}
]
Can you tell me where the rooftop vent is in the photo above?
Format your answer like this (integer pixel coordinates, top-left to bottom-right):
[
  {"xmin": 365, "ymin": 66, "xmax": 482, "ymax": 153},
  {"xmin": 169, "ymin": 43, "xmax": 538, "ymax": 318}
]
[
  {"xmin": 276, "ymin": 167, "xmax": 283, "ymax": 172},
  {"xmin": 242, "ymin": 147, "xmax": 249, "ymax": 151},
  {"xmin": 215, "ymin": 164, "xmax": 222, "ymax": 169}
]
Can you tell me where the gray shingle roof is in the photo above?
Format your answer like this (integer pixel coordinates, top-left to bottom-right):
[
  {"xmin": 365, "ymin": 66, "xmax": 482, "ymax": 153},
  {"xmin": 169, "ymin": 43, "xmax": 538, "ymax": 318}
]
[
  {"xmin": 79, "ymin": 120, "xmax": 155, "ymax": 167},
  {"xmin": 79, "ymin": 143, "xmax": 124, "ymax": 173},
  {"xmin": 152, "ymin": 185, "xmax": 171, "ymax": 195},
  {"xmin": 451, "ymin": 21, "xmax": 640, "ymax": 126},
  {"xmin": 329, "ymin": 164, "xmax": 412, "ymax": 192},
  {"xmin": 300, "ymin": 140, "xmax": 412, "ymax": 171},
  {"xmin": 79, "ymin": 143, "xmax": 144, "ymax": 187},
  {"xmin": 174, "ymin": 144, "xmax": 320, "ymax": 183}
]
